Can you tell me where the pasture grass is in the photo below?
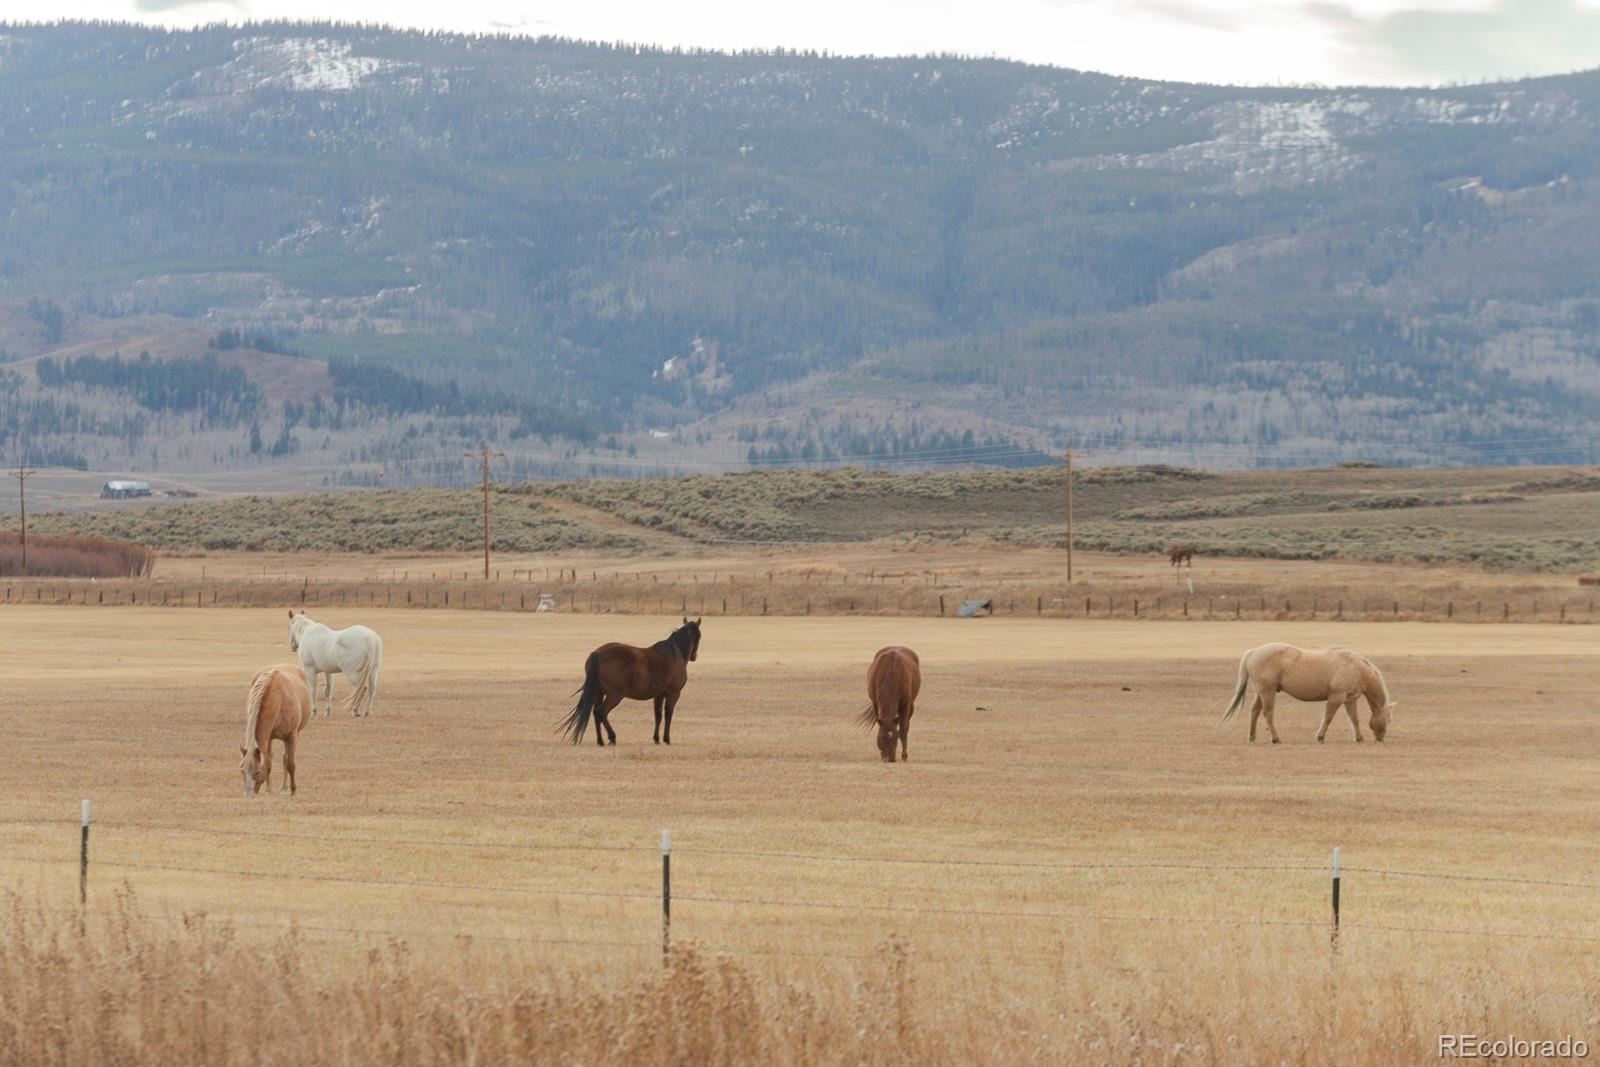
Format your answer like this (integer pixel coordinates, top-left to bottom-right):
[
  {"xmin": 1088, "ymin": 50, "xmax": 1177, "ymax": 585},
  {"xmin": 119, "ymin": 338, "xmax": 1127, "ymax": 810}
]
[
  {"xmin": 2, "ymin": 608, "xmax": 1598, "ymax": 1062},
  {"xmin": 3, "ymin": 892, "xmax": 1594, "ymax": 1065}
]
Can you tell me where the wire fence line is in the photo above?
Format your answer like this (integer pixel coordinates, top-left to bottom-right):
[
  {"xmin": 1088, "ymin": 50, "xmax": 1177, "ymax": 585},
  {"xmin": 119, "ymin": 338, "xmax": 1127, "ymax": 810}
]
[
  {"xmin": 6, "ymin": 817, "xmax": 1599, "ymax": 891},
  {"xmin": 3, "ymin": 844, "xmax": 1600, "ymax": 953},
  {"xmin": 4, "ymin": 574, "xmax": 1595, "ymax": 627}
]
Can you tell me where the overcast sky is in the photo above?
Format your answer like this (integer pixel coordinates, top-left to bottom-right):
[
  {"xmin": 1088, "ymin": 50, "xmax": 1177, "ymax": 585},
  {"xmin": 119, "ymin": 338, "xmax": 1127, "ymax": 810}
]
[{"xmin": 7, "ymin": 0, "xmax": 1599, "ymax": 86}]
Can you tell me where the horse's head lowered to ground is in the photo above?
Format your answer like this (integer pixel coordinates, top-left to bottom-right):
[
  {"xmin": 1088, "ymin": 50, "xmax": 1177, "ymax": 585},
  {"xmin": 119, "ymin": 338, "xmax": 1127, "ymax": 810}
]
[{"xmin": 239, "ymin": 744, "xmax": 266, "ymax": 795}]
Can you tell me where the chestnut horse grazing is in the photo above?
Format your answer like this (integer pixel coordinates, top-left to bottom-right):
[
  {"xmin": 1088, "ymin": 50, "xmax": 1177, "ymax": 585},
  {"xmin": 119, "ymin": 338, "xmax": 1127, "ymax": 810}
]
[
  {"xmin": 857, "ymin": 646, "xmax": 921, "ymax": 763},
  {"xmin": 239, "ymin": 663, "xmax": 312, "ymax": 796},
  {"xmin": 1217, "ymin": 643, "xmax": 1396, "ymax": 744},
  {"xmin": 1169, "ymin": 545, "xmax": 1195, "ymax": 568},
  {"xmin": 561, "ymin": 618, "xmax": 702, "ymax": 746}
]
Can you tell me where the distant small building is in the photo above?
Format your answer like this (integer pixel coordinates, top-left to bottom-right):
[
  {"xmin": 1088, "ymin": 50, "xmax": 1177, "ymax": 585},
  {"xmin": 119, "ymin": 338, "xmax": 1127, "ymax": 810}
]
[{"xmin": 100, "ymin": 480, "xmax": 152, "ymax": 499}]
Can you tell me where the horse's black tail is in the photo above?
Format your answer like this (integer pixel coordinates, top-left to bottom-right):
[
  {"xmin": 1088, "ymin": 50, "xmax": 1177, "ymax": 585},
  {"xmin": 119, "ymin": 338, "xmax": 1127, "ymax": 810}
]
[{"xmin": 559, "ymin": 652, "xmax": 600, "ymax": 744}]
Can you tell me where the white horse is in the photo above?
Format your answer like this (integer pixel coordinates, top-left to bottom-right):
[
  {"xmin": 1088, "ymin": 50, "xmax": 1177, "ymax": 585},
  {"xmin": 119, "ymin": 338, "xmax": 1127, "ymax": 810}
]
[{"xmin": 287, "ymin": 610, "xmax": 383, "ymax": 718}]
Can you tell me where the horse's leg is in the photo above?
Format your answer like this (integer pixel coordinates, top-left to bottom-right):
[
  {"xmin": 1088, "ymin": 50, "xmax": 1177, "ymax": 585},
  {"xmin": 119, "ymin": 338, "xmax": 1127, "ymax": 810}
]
[
  {"xmin": 365, "ymin": 666, "xmax": 379, "ymax": 717},
  {"xmin": 1261, "ymin": 691, "xmax": 1281, "ymax": 744},
  {"xmin": 1316, "ymin": 698, "xmax": 1341, "ymax": 743},
  {"xmin": 326, "ymin": 671, "xmax": 343, "ymax": 717},
  {"xmin": 599, "ymin": 692, "xmax": 622, "ymax": 746},
  {"xmin": 663, "ymin": 690, "xmax": 679, "ymax": 746},
  {"xmin": 1248, "ymin": 694, "xmax": 1263, "ymax": 743},
  {"xmin": 899, "ymin": 706, "xmax": 911, "ymax": 762},
  {"xmin": 1344, "ymin": 697, "xmax": 1364, "ymax": 742},
  {"xmin": 653, "ymin": 696, "xmax": 664, "ymax": 745},
  {"xmin": 303, "ymin": 667, "xmax": 318, "ymax": 717},
  {"xmin": 592, "ymin": 689, "xmax": 608, "ymax": 746},
  {"xmin": 283, "ymin": 733, "xmax": 297, "ymax": 796}
]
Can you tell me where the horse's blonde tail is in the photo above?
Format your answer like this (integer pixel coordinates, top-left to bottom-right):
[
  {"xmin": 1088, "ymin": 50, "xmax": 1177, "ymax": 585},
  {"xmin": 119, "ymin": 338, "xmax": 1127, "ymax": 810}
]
[
  {"xmin": 1217, "ymin": 652, "xmax": 1252, "ymax": 726},
  {"xmin": 342, "ymin": 639, "xmax": 382, "ymax": 717},
  {"xmin": 244, "ymin": 669, "xmax": 271, "ymax": 761}
]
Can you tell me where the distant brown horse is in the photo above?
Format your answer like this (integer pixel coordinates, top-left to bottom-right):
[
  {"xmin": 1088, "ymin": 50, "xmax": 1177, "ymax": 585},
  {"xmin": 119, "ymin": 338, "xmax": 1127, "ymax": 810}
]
[
  {"xmin": 1169, "ymin": 545, "xmax": 1195, "ymax": 568},
  {"xmin": 857, "ymin": 646, "xmax": 921, "ymax": 763},
  {"xmin": 561, "ymin": 618, "xmax": 702, "ymax": 746},
  {"xmin": 239, "ymin": 663, "xmax": 312, "ymax": 796}
]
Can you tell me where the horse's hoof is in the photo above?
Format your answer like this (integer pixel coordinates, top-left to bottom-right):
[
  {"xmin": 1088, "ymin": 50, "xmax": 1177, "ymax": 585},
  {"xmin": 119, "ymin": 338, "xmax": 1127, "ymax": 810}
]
[{"xmin": 1271, "ymin": 738, "xmax": 1280, "ymax": 744}]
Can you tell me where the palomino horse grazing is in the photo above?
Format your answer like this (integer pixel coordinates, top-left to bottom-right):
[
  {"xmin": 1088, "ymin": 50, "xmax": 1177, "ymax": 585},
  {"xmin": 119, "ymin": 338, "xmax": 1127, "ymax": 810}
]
[
  {"xmin": 857, "ymin": 646, "xmax": 921, "ymax": 763},
  {"xmin": 288, "ymin": 610, "xmax": 384, "ymax": 718},
  {"xmin": 1169, "ymin": 545, "xmax": 1195, "ymax": 568},
  {"xmin": 561, "ymin": 618, "xmax": 702, "ymax": 746},
  {"xmin": 1217, "ymin": 643, "xmax": 1396, "ymax": 744},
  {"xmin": 239, "ymin": 663, "xmax": 313, "ymax": 796}
]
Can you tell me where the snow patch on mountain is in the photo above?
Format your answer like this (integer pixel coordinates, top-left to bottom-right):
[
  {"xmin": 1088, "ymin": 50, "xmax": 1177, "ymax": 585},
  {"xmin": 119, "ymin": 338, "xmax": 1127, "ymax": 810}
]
[{"xmin": 206, "ymin": 37, "xmax": 396, "ymax": 93}]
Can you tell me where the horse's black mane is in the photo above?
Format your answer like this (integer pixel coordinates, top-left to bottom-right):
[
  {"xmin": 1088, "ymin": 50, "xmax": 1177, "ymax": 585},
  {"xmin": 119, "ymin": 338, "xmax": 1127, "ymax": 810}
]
[{"xmin": 657, "ymin": 620, "xmax": 699, "ymax": 660}]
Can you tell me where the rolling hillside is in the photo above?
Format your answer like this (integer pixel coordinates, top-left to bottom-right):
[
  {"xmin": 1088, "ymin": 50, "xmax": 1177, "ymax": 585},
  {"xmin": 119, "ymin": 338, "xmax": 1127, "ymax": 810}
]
[
  {"xmin": 2, "ymin": 24, "xmax": 1599, "ymax": 473},
  {"xmin": 31, "ymin": 465, "xmax": 1600, "ymax": 571}
]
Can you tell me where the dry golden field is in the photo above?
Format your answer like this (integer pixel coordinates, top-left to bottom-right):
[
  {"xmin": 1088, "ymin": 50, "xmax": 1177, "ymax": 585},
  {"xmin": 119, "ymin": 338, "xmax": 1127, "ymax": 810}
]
[{"xmin": 2, "ymin": 605, "xmax": 1599, "ymax": 1063}]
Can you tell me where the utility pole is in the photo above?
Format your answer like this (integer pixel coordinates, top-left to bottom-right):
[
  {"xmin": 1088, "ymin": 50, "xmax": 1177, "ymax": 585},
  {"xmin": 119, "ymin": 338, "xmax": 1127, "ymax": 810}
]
[
  {"xmin": 467, "ymin": 445, "xmax": 505, "ymax": 580},
  {"xmin": 9, "ymin": 466, "xmax": 35, "ymax": 575},
  {"xmin": 1064, "ymin": 446, "xmax": 1075, "ymax": 584}
]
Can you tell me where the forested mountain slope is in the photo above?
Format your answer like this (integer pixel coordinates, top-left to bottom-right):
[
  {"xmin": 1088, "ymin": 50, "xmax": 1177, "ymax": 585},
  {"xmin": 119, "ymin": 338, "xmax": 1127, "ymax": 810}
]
[{"xmin": 2, "ymin": 24, "xmax": 1597, "ymax": 471}]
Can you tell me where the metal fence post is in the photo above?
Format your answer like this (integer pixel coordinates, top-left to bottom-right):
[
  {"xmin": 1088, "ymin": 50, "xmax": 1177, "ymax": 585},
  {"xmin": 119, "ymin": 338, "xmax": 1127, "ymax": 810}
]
[
  {"xmin": 80, "ymin": 799, "xmax": 91, "ymax": 908},
  {"xmin": 661, "ymin": 829, "xmax": 672, "ymax": 967},
  {"xmin": 1330, "ymin": 846, "xmax": 1341, "ymax": 945}
]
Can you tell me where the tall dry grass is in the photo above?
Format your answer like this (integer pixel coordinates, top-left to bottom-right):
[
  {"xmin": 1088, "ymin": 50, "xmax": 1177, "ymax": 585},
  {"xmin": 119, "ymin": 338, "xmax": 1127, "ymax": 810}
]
[
  {"xmin": 0, "ymin": 531, "xmax": 153, "ymax": 579},
  {"xmin": 3, "ymin": 890, "xmax": 1596, "ymax": 1065}
]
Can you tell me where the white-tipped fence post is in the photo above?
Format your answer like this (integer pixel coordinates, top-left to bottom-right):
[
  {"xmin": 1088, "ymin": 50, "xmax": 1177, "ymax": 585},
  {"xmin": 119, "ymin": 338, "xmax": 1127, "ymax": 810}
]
[
  {"xmin": 79, "ymin": 799, "xmax": 91, "ymax": 907},
  {"xmin": 661, "ymin": 829, "xmax": 672, "ymax": 967},
  {"xmin": 1330, "ymin": 846, "xmax": 1341, "ymax": 943}
]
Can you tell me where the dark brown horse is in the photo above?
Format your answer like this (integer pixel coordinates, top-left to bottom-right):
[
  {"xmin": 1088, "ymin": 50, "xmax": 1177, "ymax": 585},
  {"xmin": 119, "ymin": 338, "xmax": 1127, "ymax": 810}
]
[
  {"xmin": 1169, "ymin": 544, "xmax": 1196, "ymax": 568},
  {"xmin": 560, "ymin": 618, "xmax": 702, "ymax": 746},
  {"xmin": 856, "ymin": 646, "xmax": 921, "ymax": 763}
]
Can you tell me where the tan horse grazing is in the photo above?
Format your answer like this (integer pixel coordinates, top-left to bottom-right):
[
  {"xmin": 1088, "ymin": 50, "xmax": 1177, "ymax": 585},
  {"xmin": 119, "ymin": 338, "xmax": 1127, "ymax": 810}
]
[
  {"xmin": 857, "ymin": 646, "xmax": 921, "ymax": 763},
  {"xmin": 239, "ymin": 663, "xmax": 313, "ymax": 796},
  {"xmin": 1217, "ymin": 643, "xmax": 1396, "ymax": 744}
]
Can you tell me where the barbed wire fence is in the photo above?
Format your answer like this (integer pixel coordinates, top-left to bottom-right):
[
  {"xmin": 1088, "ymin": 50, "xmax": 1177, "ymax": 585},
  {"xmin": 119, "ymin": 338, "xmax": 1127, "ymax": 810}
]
[
  {"xmin": 2, "ymin": 573, "xmax": 1594, "ymax": 625},
  {"xmin": 4, "ymin": 807, "xmax": 1599, "ymax": 970}
]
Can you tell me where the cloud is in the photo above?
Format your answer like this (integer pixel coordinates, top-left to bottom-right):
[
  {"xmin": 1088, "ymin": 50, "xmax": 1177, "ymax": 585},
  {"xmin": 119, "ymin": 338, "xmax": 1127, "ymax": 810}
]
[
  {"xmin": 1307, "ymin": 0, "xmax": 1600, "ymax": 83},
  {"xmin": 1133, "ymin": 0, "xmax": 1245, "ymax": 32},
  {"xmin": 134, "ymin": 0, "xmax": 246, "ymax": 12}
]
